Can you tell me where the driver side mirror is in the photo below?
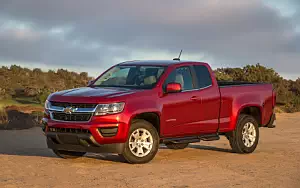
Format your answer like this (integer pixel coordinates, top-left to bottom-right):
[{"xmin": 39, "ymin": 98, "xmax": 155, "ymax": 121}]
[
  {"xmin": 166, "ymin": 83, "xmax": 182, "ymax": 93},
  {"xmin": 88, "ymin": 80, "xmax": 94, "ymax": 86}
]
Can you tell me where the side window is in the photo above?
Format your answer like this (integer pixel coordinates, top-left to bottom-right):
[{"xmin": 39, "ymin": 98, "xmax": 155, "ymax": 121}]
[
  {"xmin": 193, "ymin": 65, "xmax": 212, "ymax": 89},
  {"xmin": 163, "ymin": 66, "xmax": 194, "ymax": 91}
]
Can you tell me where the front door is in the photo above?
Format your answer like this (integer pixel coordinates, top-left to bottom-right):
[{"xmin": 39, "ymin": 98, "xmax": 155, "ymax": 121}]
[{"xmin": 160, "ymin": 66, "xmax": 203, "ymax": 137}]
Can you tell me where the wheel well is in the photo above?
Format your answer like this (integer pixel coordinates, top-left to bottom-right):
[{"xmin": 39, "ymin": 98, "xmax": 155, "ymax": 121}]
[
  {"xmin": 132, "ymin": 112, "xmax": 160, "ymax": 134},
  {"xmin": 240, "ymin": 106, "xmax": 262, "ymax": 125}
]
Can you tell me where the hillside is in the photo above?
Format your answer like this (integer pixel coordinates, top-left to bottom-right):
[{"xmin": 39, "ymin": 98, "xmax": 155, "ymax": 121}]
[
  {"xmin": 0, "ymin": 65, "xmax": 93, "ymax": 105},
  {"xmin": 0, "ymin": 63, "xmax": 299, "ymax": 113}
]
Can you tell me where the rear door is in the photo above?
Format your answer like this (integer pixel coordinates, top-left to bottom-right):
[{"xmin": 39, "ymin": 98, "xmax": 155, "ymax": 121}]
[{"xmin": 191, "ymin": 64, "xmax": 220, "ymax": 133}]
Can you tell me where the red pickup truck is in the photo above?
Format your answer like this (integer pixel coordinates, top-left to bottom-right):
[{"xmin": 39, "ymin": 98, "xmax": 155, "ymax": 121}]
[{"xmin": 42, "ymin": 60, "xmax": 276, "ymax": 164}]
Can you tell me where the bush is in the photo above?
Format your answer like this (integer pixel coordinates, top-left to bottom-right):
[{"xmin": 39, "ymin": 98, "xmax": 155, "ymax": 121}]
[
  {"xmin": 37, "ymin": 91, "xmax": 51, "ymax": 104},
  {"xmin": 214, "ymin": 63, "xmax": 300, "ymax": 113}
]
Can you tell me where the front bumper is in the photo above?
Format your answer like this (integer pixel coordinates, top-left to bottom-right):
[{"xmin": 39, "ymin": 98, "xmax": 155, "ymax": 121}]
[
  {"xmin": 46, "ymin": 131, "xmax": 124, "ymax": 154},
  {"xmin": 41, "ymin": 112, "xmax": 130, "ymax": 153}
]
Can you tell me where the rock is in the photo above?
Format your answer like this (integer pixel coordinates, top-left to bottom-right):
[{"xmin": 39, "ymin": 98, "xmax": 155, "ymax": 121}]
[{"xmin": 0, "ymin": 109, "xmax": 40, "ymax": 130}]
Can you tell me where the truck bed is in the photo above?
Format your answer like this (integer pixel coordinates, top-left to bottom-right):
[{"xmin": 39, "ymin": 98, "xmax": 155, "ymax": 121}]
[
  {"xmin": 217, "ymin": 82, "xmax": 274, "ymax": 132},
  {"xmin": 217, "ymin": 81, "xmax": 267, "ymax": 87}
]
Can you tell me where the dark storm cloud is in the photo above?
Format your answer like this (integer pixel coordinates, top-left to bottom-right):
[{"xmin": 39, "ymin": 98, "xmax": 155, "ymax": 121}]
[{"xmin": 0, "ymin": 0, "xmax": 299, "ymax": 77}]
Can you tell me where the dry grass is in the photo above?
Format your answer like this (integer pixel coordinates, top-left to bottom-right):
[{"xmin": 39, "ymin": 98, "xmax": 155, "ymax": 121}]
[
  {"xmin": 0, "ymin": 108, "xmax": 8, "ymax": 125},
  {"xmin": 275, "ymin": 106, "xmax": 285, "ymax": 113},
  {"xmin": 0, "ymin": 99, "xmax": 43, "ymax": 129},
  {"xmin": 0, "ymin": 100, "xmax": 17, "ymax": 126}
]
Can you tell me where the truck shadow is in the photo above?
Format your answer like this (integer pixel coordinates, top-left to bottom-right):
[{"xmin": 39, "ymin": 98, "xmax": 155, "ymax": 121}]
[
  {"xmin": 86, "ymin": 144, "xmax": 233, "ymax": 163},
  {"xmin": 188, "ymin": 144, "xmax": 233, "ymax": 153},
  {"xmin": 0, "ymin": 127, "xmax": 232, "ymax": 163},
  {"xmin": 0, "ymin": 149, "xmax": 57, "ymax": 158},
  {"xmin": 0, "ymin": 145, "xmax": 233, "ymax": 164},
  {"xmin": 85, "ymin": 153, "xmax": 127, "ymax": 163},
  {"xmin": 159, "ymin": 144, "xmax": 233, "ymax": 153}
]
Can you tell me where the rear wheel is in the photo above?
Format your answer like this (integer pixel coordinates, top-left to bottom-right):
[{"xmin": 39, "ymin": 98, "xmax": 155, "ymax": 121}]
[
  {"xmin": 227, "ymin": 114, "xmax": 259, "ymax": 154},
  {"xmin": 120, "ymin": 119, "xmax": 159, "ymax": 164},
  {"xmin": 52, "ymin": 149, "xmax": 86, "ymax": 159},
  {"xmin": 165, "ymin": 143, "xmax": 189, "ymax": 150}
]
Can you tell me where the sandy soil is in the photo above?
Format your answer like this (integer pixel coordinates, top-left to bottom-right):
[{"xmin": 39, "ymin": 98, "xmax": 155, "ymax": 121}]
[{"xmin": 0, "ymin": 113, "xmax": 300, "ymax": 188}]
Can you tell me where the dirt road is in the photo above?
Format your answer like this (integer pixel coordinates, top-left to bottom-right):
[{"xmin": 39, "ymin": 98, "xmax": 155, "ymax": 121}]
[{"xmin": 0, "ymin": 113, "xmax": 300, "ymax": 188}]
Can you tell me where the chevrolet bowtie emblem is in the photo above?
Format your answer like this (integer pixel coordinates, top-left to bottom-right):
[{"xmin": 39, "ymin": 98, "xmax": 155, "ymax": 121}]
[{"xmin": 63, "ymin": 107, "xmax": 77, "ymax": 114}]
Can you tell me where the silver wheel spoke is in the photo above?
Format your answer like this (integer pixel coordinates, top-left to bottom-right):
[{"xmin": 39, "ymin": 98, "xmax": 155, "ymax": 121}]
[
  {"xmin": 137, "ymin": 146, "xmax": 144, "ymax": 155},
  {"xmin": 132, "ymin": 131, "xmax": 140, "ymax": 139},
  {"xmin": 129, "ymin": 142, "xmax": 136, "ymax": 150},
  {"xmin": 248, "ymin": 135, "xmax": 255, "ymax": 142},
  {"xmin": 242, "ymin": 128, "xmax": 247, "ymax": 134},
  {"xmin": 141, "ymin": 131, "xmax": 150, "ymax": 140},
  {"xmin": 242, "ymin": 122, "xmax": 256, "ymax": 148},
  {"xmin": 245, "ymin": 139, "xmax": 249, "ymax": 147},
  {"xmin": 143, "ymin": 142, "xmax": 152, "ymax": 149}
]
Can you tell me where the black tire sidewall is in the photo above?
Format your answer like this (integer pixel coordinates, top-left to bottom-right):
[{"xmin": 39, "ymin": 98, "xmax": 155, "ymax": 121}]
[
  {"xmin": 236, "ymin": 115, "xmax": 260, "ymax": 153},
  {"xmin": 121, "ymin": 120, "xmax": 159, "ymax": 164}
]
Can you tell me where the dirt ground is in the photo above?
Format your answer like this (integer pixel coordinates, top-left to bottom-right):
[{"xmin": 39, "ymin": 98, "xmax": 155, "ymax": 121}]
[{"xmin": 0, "ymin": 113, "xmax": 300, "ymax": 188}]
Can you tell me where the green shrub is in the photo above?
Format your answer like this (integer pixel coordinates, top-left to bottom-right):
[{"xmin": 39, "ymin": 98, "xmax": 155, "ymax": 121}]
[
  {"xmin": 0, "ymin": 109, "xmax": 8, "ymax": 125},
  {"xmin": 37, "ymin": 91, "xmax": 51, "ymax": 104}
]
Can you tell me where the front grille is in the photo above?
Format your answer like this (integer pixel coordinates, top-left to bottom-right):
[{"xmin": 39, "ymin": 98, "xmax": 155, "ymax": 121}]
[
  {"xmin": 52, "ymin": 112, "xmax": 92, "ymax": 122},
  {"xmin": 48, "ymin": 127, "xmax": 91, "ymax": 134},
  {"xmin": 50, "ymin": 102, "xmax": 97, "ymax": 109}
]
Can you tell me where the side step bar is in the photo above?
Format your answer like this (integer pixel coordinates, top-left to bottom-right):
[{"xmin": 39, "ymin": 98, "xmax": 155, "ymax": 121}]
[{"xmin": 163, "ymin": 134, "xmax": 220, "ymax": 144}]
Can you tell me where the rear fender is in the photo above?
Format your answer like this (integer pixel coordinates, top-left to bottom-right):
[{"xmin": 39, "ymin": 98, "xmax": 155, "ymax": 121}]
[
  {"xmin": 230, "ymin": 104, "xmax": 263, "ymax": 131},
  {"xmin": 237, "ymin": 104, "xmax": 263, "ymax": 124}
]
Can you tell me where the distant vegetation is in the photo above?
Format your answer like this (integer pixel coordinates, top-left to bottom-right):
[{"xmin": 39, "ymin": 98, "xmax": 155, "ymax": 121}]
[
  {"xmin": 0, "ymin": 65, "xmax": 93, "ymax": 106},
  {"xmin": 0, "ymin": 64, "xmax": 299, "ymax": 113},
  {"xmin": 215, "ymin": 63, "xmax": 300, "ymax": 113}
]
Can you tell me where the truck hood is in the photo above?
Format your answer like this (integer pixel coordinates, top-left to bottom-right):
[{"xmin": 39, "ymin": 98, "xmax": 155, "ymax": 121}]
[{"xmin": 49, "ymin": 87, "xmax": 140, "ymax": 102}]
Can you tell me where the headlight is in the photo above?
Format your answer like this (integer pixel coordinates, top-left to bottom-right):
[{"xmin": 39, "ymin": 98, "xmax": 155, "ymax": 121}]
[
  {"xmin": 94, "ymin": 102, "xmax": 125, "ymax": 116},
  {"xmin": 44, "ymin": 100, "xmax": 51, "ymax": 109}
]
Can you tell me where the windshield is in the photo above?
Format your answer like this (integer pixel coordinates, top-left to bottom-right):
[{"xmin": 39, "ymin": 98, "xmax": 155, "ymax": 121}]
[{"xmin": 91, "ymin": 65, "xmax": 167, "ymax": 89}]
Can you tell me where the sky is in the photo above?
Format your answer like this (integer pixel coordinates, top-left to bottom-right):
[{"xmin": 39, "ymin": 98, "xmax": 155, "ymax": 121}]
[{"xmin": 0, "ymin": 0, "xmax": 299, "ymax": 80}]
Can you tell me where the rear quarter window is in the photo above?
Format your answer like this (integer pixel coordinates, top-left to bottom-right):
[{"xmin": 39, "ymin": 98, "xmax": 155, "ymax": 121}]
[{"xmin": 193, "ymin": 65, "xmax": 212, "ymax": 89}]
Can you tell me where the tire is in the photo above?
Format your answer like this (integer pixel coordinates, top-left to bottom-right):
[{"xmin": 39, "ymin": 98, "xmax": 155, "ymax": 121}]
[
  {"xmin": 52, "ymin": 149, "xmax": 86, "ymax": 159},
  {"xmin": 120, "ymin": 119, "xmax": 159, "ymax": 164},
  {"xmin": 165, "ymin": 143, "xmax": 189, "ymax": 150},
  {"xmin": 227, "ymin": 114, "xmax": 259, "ymax": 154}
]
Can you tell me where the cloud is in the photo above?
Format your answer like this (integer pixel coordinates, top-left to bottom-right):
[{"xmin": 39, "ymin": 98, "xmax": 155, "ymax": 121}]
[{"xmin": 0, "ymin": 0, "xmax": 299, "ymax": 78}]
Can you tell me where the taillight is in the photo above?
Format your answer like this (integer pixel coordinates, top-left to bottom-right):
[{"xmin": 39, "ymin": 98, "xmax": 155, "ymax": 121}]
[{"xmin": 272, "ymin": 90, "xmax": 276, "ymax": 107}]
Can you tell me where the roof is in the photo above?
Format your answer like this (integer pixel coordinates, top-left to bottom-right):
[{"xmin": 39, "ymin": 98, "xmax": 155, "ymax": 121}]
[{"xmin": 118, "ymin": 59, "xmax": 206, "ymax": 66}]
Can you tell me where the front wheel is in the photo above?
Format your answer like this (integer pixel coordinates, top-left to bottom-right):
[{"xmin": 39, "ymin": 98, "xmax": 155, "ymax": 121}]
[
  {"xmin": 227, "ymin": 114, "xmax": 259, "ymax": 154},
  {"xmin": 52, "ymin": 149, "xmax": 86, "ymax": 159},
  {"xmin": 120, "ymin": 119, "xmax": 159, "ymax": 164}
]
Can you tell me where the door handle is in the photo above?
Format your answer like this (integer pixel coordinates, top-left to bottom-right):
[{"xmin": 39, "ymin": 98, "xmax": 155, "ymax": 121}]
[{"xmin": 190, "ymin": 96, "xmax": 198, "ymax": 101}]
